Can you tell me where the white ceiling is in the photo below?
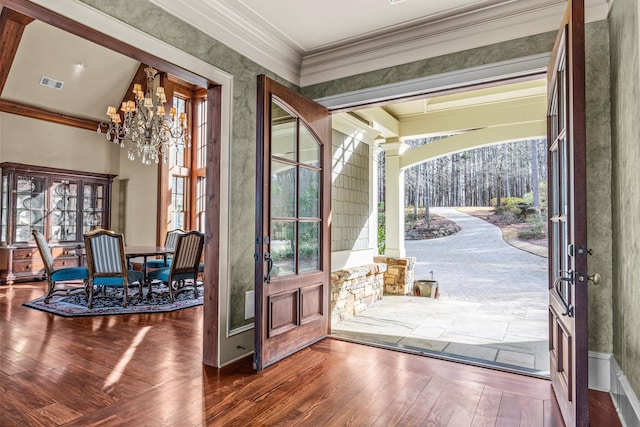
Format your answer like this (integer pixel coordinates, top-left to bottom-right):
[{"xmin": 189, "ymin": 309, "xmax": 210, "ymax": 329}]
[
  {"xmin": 149, "ymin": 0, "xmax": 611, "ymax": 85},
  {"xmin": 232, "ymin": 0, "xmax": 508, "ymax": 53}
]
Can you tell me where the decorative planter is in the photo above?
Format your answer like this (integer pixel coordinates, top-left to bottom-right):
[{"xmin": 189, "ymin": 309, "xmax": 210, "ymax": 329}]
[{"xmin": 414, "ymin": 280, "xmax": 439, "ymax": 298}]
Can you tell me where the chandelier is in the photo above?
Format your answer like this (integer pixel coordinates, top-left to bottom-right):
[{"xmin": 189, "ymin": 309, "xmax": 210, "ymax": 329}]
[{"xmin": 98, "ymin": 67, "xmax": 190, "ymax": 165}]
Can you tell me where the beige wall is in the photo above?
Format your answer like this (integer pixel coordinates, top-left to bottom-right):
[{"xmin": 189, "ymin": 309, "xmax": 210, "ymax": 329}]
[
  {"xmin": 0, "ymin": 113, "xmax": 157, "ymax": 246},
  {"xmin": 0, "ymin": 113, "xmax": 118, "ymax": 173}
]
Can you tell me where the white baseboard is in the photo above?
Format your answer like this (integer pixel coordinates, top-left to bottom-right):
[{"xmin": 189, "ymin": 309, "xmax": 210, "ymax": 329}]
[
  {"xmin": 610, "ymin": 356, "xmax": 640, "ymax": 427},
  {"xmin": 589, "ymin": 351, "xmax": 612, "ymax": 391},
  {"xmin": 589, "ymin": 351, "xmax": 640, "ymax": 427}
]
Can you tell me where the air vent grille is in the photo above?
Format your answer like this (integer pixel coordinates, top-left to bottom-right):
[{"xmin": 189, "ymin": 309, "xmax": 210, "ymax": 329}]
[
  {"xmin": 39, "ymin": 76, "xmax": 64, "ymax": 90},
  {"xmin": 389, "ymin": 0, "xmax": 409, "ymax": 4}
]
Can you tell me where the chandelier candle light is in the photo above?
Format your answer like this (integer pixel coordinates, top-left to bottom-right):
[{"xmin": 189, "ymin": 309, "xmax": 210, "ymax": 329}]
[{"xmin": 98, "ymin": 67, "xmax": 190, "ymax": 165}]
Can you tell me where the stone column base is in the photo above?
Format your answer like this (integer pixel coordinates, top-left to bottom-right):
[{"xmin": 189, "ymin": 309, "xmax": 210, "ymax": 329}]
[{"xmin": 373, "ymin": 256, "xmax": 416, "ymax": 296}]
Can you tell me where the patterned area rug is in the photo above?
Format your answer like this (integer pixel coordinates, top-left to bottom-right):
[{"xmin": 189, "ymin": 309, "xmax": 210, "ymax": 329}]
[{"xmin": 23, "ymin": 285, "xmax": 203, "ymax": 317}]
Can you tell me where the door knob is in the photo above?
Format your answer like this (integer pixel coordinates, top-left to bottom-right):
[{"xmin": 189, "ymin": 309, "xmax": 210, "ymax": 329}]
[{"xmin": 588, "ymin": 272, "xmax": 601, "ymax": 286}]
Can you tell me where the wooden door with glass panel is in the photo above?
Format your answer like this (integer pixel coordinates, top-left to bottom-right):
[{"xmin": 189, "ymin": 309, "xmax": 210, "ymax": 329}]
[
  {"xmin": 254, "ymin": 75, "xmax": 331, "ymax": 371},
  {"xmin": 547, "ymin": 0, "xmax": 588, "ymax": 425}
]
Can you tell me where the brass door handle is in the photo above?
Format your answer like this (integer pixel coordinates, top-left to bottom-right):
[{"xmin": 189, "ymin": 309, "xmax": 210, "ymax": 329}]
[{"xmin": 588, "ymin": 273, "xmax": 601, "ymax": 286}]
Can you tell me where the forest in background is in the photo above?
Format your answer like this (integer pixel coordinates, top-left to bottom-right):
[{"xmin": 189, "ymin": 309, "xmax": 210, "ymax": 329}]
[
  {"xmin": 378, "ymin": 137, "xmax": 547, "ymax": 213},
  {"xmin": 377, "ymin": 137, "xmax": 548, "ymax": 253}
]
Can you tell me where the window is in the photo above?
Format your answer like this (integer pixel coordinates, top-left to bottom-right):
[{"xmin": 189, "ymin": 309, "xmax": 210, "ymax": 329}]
[
  {"xmin": 171, "ymin": 175, "xmax": 186, "ymax": 230},
  {"xmin": 171, "ymin": 95, "xmax": 188, "ymax": 168},
  {"xmin": 157, "ymin": 76, "xmax": 207, "ymax": 242},
  {"xmin": 194, "ymin": 96, "xmax": 207, "ymax": 232}
]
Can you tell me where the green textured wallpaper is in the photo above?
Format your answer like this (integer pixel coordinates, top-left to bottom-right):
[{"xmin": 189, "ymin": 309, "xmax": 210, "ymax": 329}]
[
  {"xmin": 585, "ymin": 21, "xmax": 614, "ymax": 354},
  {"xmin": 609, "ymin": 0, "xmax": 640, "ymax": 398}
]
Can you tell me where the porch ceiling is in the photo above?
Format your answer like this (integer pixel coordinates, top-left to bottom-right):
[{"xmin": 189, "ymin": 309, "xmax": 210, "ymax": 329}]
[{"xmin": 353, "ymin": 77, "xmax": 547, "ymax": 165}]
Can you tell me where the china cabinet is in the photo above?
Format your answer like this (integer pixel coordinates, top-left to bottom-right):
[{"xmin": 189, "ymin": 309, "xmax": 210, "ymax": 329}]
[{"xmin": 0, "ymin": 163, "xmax": 115, "ymax": 284}]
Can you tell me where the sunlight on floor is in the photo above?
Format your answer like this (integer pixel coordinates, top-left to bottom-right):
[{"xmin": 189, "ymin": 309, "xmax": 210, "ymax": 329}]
[{"xmin": 103, "ymin": 326, "xmax": 152, "ymax": 391}]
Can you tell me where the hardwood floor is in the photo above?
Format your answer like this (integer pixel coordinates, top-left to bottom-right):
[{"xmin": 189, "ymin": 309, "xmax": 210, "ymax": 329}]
[{"xmin": 1, "ymin": 282, "xmax": 621, "ymax": 426}]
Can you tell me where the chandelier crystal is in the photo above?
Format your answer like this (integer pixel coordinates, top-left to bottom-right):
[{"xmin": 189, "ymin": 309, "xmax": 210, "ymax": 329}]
[{"xmin": 98, "ymin": 67, "xmax": 190, "ymax": 165}]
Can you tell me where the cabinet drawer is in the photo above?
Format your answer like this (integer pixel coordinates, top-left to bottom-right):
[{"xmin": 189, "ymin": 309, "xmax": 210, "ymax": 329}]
[
  {"xmin": 13, "ymin": 259, "xmax": 45, "ymax": 273},
  {"xmin": 53, "ymin": 258, "xmax": 79, "ymax": 268},
  {"xmin": 52, "ymin": 247, "xmax": 80, "ymax": 257},
  {"xmin": 13, "ymin": 248, "xmax": 40, "ymax": 260}
]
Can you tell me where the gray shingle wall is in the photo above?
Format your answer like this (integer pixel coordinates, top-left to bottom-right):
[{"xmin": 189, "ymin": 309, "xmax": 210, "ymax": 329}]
[{"xmin": 332, "ymin": 129, "xmax": 370, "ymax": 252}]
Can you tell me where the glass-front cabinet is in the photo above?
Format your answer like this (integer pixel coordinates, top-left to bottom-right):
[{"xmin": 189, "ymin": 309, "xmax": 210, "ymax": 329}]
[{"xmin": 0, "ymin": 163, "xmax": 115, "ymax": 284}]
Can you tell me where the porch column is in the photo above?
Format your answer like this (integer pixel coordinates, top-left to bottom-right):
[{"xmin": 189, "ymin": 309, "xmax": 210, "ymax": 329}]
[
  {"xmin": 381, "ymin": 138, "xmax": 409, "ymax": 258},
  {"xmin": 371, "ymin": 142, "xmax": 383, "ymax": 254}
]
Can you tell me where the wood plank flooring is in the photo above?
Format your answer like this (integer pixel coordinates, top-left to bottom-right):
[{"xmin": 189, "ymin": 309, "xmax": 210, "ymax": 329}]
[{"xmin": 0, "ymin": 282, "xmax": 621, "ymax": 426}]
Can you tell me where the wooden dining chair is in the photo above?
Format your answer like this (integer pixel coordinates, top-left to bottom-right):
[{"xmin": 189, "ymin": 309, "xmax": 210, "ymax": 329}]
[
  {"xmin": 32, "ymin": 229, "xmax": 89, "ymax": 303},
  {"xmin": 83, "ymin": 228, "xmax": 144, "ymax": 308},
  {"xmin": 146, "ymin": 228, "xmax": 184, "ymax": 269},
  {"xmin": 148, "ymin": 230, "xmax": 204, "ymax": 302}
]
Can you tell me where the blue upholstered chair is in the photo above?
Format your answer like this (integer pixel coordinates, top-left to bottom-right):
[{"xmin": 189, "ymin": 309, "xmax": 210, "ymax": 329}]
[
  {"xmin": 32, "ymin": 229, "xmax": 89, "ymax": 303},
  {"xmin": 148, "ymin": 230, "xmax": 204, "ymax": 302},
  {"xmin": 83, "ymin": 229, "xmax": 144, "ymax": 308},
  {"xmin": 146, "ymin": 228, "xmax": 184, "ymax": 269}
]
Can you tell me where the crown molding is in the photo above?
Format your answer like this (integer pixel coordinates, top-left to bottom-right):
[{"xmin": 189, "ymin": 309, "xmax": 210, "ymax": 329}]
[
  {"xmin": 301, "ymin": 0, "xmax": 609, "ymax": 86},
  {"xmin": 148, "ymin": 0, "xmax": 302, "ymax": 84},
  {"xmin": 149, "ymin": 0, "xmax": 609, "ymax": 88},
  {"xmin": 314, "ymin": 53, "xmax": 549, "ymax": 111}
]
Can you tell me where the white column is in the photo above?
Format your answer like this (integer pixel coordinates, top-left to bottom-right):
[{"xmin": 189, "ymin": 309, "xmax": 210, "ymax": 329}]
[
  {"xmin": 381, "ymin": 138, "xmax": 409, "ymax": 258},
  {"xmin": 370, "ymin": 141, "xmax": 383, "ymax": 255}
]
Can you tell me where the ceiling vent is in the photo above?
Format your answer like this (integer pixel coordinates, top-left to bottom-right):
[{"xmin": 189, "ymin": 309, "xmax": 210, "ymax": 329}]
[
  {"xmin": 389, "ymin": 0, "xmax": 409, "ymax": 4},
  {"xmin": 39, "ymin": 76, "xmax": 64, "ymax": 90}
]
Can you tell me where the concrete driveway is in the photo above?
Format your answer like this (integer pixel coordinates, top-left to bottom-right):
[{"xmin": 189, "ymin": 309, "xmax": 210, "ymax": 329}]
[
  {"xmin": 409, "ymin": 207, "xmax": 548, "ymax": 305},
  {"xmin": 332, "ymin": 207, "xmax": 550, "ymax": 374}
]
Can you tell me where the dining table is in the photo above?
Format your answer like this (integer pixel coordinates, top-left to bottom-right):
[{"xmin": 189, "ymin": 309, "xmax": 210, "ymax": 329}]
[{"xmin": 73, "ymin": 245, "xmax": 173, "ymax": 296}]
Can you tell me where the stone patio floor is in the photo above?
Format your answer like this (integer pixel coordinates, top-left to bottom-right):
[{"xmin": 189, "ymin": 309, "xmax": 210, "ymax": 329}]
[{"xmin": 331, "ymin": 207, "xmax": 549, "ymax": 376}]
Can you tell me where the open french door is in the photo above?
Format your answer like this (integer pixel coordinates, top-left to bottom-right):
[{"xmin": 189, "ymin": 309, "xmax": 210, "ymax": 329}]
[
  {"xmin": 254, "ymin": 75, "xmax": 331, "ymax": 370},
  {"xmin": 547, "ymin": 0, "xmax": 588, "ymax": 425}
]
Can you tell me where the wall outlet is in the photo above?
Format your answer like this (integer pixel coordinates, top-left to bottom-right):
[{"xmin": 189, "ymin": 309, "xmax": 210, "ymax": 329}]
[{"xmin": 244, "ymin": 290, "xmax": 255, "ymax": 320}]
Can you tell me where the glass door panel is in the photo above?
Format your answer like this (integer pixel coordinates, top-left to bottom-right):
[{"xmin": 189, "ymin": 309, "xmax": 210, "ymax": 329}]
[
  {"xmin": 51, "ymin": 180, "xmax": 79, "ymax": 241},
  {"xmin": 83, "ymin": 183, "xmax": 107, "ymax": 232},
  {"xmin": 271, "ymin": 220, "xmax": 295, "ymax": 277},
  {"xmin": 299, "ymin": 168, "xmax": 320, "ymax": 218},
  {"xmin": 15, "ymin": 175, "xmax": 46, "ymax": 242},
  {"xmin": 299, "ymin": 123, "xmax": 320, "ymax": 167},
  {"xmin": 1, "ymin": 175, "xmax": 7, "ymax": 243},
  {"xmin": 271, "ymin": 102, "xmax": 296, "ymax": 161},
  {"xmin": 271, "ymin": 161, "xmax": 296, "ymax": 218},
  {"xmin": 299, "ymin": 221, "xmax": 320, "ymax": 272}
]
